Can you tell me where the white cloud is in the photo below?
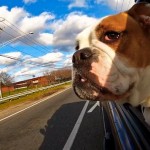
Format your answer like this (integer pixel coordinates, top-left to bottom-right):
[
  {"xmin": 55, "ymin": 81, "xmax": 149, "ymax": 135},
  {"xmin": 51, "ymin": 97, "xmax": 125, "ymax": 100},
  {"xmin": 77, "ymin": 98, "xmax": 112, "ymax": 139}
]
[
  {"xmin": 0, "ymin": 6, "xmax": 97, "ymax": 51},
  {"xmin": 63, "ymin": 54, "xmax": 73, "ymax": 67},
  {"xmin": 69, "ymin": 0, "xmax": 135, "ymax": 11},
  {"xmin": 8, "ymin": 52, "xmax": 64, "ymax": 81},
  {"xmin": 51, "ymin": 12, "xmax": 98, "ymax": 49},
  {"xmin": 0, "ymin": 6, "xmax": 28, "ymax": 24},
  {"xmin": 23, "ymin": 0, "xmax": 37, "ymax": 4},
  {"xmin": 0, "ymin": 5, "xmax": 98, "ymax": 81},
  {"xmin": 0, "ymin": 6, "xmax": 54, "ymax": 46},
  {"xmin": 0, "ymin": 66, "xmax": 15, "ymax": 73},
  {"xmin": 19, "ymin": 12, "xmax": 54, "ymax": 33},
  {"xmin": 68, "ymin": 0, "xmax": 87, "ymax": 9},
  {"xmin": 13, "ymin": 67, "xmax": 46, "ymax": 82},
  {"xmin": 95, "ymin": 0, "xmax": 135, "ymax": 12},
  {"xmin": 37, "ymin": 33, "xmax": 53, "ymax": 45},
  {"xmin": 0, "ymin": 51, "xmax": 64, "ymax": 81},
  {"xmin": 0, "ymin": 52, "xmax": 22, "ymax": 65},
  {"xmin": 28, "ymin": 52, "xmax": 64, "ymax": 64},
  {"xmin": 14, "ymin": 67, "xmax": 38, "ymax": 77}
]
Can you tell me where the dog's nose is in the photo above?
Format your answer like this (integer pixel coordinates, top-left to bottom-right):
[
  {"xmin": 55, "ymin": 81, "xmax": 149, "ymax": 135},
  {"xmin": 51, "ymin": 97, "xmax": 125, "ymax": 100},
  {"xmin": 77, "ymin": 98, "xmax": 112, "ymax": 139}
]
[{"xmin": 72, "ymin": 48, "xmax": 92, "ymax": 65}]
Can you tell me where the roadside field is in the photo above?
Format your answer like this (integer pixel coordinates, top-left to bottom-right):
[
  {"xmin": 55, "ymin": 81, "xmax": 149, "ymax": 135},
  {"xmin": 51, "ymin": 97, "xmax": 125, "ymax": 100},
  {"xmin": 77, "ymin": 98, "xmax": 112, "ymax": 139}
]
[{"xmin": 0, "ymin": 82, "xmax": 71, "ymax": 111}]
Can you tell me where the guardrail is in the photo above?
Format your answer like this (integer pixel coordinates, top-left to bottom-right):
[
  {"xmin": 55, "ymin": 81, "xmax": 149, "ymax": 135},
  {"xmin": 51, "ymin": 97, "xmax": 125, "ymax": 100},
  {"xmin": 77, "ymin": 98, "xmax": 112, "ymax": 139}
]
[{"xmin": 0, "ymin": 81, "xmax": 71, "ymax": 104}]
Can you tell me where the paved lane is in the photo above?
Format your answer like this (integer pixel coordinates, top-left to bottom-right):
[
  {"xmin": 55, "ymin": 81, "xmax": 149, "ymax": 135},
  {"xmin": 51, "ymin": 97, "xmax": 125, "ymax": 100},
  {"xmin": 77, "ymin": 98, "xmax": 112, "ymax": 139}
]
[{"xmin": 0, "ymin": 88, "xmax": 104, "ymax": 150}]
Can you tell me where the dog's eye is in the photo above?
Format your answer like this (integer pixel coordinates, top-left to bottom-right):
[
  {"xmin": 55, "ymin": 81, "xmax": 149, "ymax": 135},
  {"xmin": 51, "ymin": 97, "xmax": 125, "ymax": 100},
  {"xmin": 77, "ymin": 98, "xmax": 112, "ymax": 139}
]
[
  {"xmin": 75, "ymin": 41, "xmax": 79, "ymax": 50},
  {"xmin": 104, "ymin": 31, "xmax": 121, "ymax": 42}
]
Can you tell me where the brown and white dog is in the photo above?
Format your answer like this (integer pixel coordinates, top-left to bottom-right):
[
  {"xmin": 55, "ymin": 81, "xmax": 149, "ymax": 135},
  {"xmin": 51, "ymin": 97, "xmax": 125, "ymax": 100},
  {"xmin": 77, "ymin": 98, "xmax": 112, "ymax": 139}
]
[{"xmin": 72, "ymin": 3, "xmax": 150, "ymax": 124}]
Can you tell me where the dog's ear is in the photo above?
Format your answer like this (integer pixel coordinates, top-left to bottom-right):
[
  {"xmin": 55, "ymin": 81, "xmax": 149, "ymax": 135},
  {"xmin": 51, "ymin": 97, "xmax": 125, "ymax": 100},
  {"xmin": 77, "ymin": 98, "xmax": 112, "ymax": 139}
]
[{"xmin": 127, "ymin": 3, "xmax": 150, "ymax": 29}]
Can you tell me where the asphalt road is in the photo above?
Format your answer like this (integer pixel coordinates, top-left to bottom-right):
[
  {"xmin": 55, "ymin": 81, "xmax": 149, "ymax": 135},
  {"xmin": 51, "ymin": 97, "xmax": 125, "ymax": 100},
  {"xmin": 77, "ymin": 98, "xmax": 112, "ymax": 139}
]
[{"xmin": 0, "ymin": 88, "xmax": 104, "ymax": 150}]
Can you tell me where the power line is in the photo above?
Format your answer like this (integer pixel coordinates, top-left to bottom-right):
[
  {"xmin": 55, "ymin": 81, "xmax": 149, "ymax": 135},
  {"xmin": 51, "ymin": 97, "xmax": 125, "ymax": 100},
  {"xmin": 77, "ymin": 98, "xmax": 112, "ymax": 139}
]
[
  {"xmin": 0, "ymin": 52, "xmax": 67, "ymax": 71},
  {"xmin": 4, "ymin": 45, "xmax": 61, "ymax": 69},
  {"xmin": 7, "ymin": 45, "xmax": 37, "ymax": 57},
  {"xmin": 115, "ymin": 0, "xmax": 119, "ymax": 12},
  {"xmin": 0, "ymin": 54, "xmax": 21, "ymax": 61},
  {"xmin": 0, "ymin": 17, "xmax": 71, "ymax": 82},
  {"xmin": 19, "ymin": 65, "xmax": 71, "ymax": 75},
  {"xmin": 1, "ymin": 19, "xmax": 53, "ymax": 53},
  {"xmin": 0, "ymin": 28, "xmax": 47, "ymax": 55},
  {"xmin": 120, "ymin": 0, "xmax": 125, "ymax": 12},
  {"xmin": 0, "ymin": 26, "xmax": 59, "ymax": 69},
  {"xmin": 0, "ymin": 53, "xmax": 55, "ymax": 67},
  {"xmin": 127, "ymin": 0, "xmax": 131, "ymax": 8}
]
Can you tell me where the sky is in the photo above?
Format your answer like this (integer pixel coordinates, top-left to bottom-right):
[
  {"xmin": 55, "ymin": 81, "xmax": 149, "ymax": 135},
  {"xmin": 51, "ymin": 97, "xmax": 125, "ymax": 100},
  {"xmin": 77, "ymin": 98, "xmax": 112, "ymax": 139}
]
[{"xmin": 0, "ymin": 0, "xmax": 135, "ymax": 82}]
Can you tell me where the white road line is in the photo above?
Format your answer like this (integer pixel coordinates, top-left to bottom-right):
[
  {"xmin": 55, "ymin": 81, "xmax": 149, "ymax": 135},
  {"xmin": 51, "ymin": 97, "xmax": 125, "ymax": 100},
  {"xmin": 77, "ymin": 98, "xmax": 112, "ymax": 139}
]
[
  {"xmin": 87, "ymin": 101, "xmax": 100, "ymax": 113},
  {"xmin": 63, "ymin": 100, "xmax": 89, "ymax": 150},
  {"xmin": 0, "ymin": 87, "xmax": 71, "ymax": 122}
]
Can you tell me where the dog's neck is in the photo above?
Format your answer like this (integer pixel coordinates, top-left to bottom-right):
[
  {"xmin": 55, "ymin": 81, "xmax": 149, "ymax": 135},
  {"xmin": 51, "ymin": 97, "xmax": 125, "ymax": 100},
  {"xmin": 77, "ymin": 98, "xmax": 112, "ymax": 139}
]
[{"xmin": 127, "ymin": 66, "xmax": 150, "ymax": 107}]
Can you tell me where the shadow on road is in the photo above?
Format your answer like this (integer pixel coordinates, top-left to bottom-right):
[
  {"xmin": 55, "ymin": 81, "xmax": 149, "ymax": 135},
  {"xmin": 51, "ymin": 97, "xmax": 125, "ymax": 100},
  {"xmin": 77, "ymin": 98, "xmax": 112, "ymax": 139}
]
[
  {"xmin": 39, "ymin": 101, "xmax": 103, "ymax": 150},
  {"xmin": 39, "ymin": 101, "xmax": 86, "ymax": 150}
]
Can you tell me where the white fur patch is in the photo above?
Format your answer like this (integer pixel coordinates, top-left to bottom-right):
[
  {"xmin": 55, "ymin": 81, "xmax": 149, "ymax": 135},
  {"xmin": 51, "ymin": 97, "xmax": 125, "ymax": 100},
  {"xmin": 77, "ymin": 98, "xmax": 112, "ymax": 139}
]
[{"xmin": 76, "ymin": 26, "xmax": 92, "ymax": 49}]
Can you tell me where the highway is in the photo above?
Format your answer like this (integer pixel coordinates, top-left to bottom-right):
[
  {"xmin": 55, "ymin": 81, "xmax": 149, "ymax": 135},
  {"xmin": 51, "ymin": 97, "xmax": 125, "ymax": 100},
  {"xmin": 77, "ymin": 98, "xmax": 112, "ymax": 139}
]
[{"xmin": 0, "ymin": 88, "xmax": 104, "ymax": 150}]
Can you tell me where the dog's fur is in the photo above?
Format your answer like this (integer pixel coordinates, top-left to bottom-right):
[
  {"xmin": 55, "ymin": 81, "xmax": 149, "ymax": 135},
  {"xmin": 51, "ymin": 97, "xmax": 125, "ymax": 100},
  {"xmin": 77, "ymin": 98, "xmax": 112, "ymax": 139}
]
[{"xmin": 72, "ymin": 3, "xmax": 150, "ymax": 125}]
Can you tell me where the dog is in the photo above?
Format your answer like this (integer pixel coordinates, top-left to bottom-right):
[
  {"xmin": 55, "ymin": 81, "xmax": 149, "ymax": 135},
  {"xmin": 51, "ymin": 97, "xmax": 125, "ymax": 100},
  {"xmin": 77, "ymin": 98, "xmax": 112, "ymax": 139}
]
[{"xmin": 72, "ymin": 3, "xmax": 150, "ymax": 125}]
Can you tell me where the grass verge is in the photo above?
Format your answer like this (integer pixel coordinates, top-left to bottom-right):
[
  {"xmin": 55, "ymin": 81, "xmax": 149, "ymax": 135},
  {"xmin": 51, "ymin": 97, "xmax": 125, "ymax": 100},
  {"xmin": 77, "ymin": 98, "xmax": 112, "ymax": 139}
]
[{"xmin": 0, "ymin": 82, "xmax": 71, "ymax": 111}]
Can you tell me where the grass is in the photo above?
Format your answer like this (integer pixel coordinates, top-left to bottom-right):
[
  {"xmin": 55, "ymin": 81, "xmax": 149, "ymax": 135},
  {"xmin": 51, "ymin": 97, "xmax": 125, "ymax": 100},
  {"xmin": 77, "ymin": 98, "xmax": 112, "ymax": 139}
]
[
  {"xmin": 2, "ymin": 87, "xmax": 32, "ymax": 97},
  {"xmin": 0, "ymin": 82, "xmax": 71, "ymax": 110},
  {"xmin": 3, "ymin": 85, "xmax": 47, "ymax": 97}
]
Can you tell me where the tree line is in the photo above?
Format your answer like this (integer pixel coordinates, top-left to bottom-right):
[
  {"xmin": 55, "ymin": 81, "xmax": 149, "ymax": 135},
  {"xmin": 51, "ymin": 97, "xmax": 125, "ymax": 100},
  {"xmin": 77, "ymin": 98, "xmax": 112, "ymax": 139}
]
[
  {"xmin": 44, "ymin": 68, "xmax": 72, "ymax": 84},
  {"xmin": 0, "ymin": 68, "xmax": 72, "ymax": 86}
]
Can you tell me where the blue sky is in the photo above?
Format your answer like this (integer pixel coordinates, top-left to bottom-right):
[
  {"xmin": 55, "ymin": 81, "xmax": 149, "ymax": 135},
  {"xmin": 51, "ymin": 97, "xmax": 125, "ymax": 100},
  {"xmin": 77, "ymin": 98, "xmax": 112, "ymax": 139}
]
[{"xmin": 0, "ymin": 0, "xmax": 135, "ymax": 82}]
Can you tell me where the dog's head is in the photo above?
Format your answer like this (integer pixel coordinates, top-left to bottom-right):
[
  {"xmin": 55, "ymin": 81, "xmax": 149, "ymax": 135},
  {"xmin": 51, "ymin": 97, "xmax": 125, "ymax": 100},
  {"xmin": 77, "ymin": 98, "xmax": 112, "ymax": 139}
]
[{"xmin": 72, "ymin": 3, "xmax": 150, "ymax": 106}]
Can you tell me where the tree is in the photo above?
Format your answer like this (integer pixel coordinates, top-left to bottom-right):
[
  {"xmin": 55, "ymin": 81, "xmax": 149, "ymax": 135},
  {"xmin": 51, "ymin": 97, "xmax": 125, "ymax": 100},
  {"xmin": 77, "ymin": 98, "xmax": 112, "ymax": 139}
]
[
  {"xmin": 43, "ymin": 68, "xmax": 72, "ymax": 84},
  {"xmin": 44, "ymin": 70, "xmax": 56, "ymax": 84},
  {"xmin": 0, "ymin": 72, "xmax": 13, "ymax": 86}
]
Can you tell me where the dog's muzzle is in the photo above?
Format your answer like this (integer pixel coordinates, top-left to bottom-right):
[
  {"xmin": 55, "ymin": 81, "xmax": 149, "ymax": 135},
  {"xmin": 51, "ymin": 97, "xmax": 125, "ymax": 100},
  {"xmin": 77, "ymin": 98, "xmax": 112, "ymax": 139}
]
[{"xmin": 72, "ymin": 48, "xmax": 93, "ymax": 67}]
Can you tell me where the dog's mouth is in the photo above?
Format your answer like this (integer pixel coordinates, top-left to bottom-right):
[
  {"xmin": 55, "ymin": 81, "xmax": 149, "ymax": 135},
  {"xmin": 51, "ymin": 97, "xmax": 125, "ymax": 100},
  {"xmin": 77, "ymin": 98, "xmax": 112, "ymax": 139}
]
[{"xmin": 73, "ymin": 73, "xmax": 134, "ymax": 101}]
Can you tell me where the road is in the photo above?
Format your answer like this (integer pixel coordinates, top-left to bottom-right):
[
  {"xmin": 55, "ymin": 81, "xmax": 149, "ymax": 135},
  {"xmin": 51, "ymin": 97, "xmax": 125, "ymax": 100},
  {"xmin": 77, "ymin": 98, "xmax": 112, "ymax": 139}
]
[{"xmin": 0, "ymin": 88, "xmax": 104, "ymax": 150}]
